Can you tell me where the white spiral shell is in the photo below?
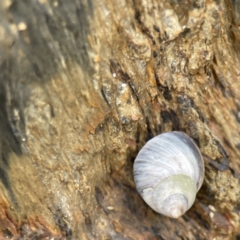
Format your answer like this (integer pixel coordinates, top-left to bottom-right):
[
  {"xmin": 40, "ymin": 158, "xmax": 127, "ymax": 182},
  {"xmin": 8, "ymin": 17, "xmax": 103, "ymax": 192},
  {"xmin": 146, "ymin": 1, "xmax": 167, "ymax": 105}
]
[{"xmin": 133, "ymin": 131, "xmax": 204, "ymax": 218}]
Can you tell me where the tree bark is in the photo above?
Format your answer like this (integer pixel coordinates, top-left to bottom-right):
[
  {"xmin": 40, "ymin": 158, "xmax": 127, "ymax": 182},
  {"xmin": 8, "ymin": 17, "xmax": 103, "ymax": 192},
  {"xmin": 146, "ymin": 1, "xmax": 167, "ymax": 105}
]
[{"xmin": 0, "ymin": 0, "xmax": 239, "ymax": 239}]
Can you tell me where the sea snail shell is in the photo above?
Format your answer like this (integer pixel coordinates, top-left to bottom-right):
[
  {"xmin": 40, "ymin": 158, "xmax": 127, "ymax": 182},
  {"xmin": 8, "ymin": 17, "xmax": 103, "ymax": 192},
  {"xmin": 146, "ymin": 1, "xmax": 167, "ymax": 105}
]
[{"xmin": 133, "ymin": 131, "xmax": 204, "ymax": 218}]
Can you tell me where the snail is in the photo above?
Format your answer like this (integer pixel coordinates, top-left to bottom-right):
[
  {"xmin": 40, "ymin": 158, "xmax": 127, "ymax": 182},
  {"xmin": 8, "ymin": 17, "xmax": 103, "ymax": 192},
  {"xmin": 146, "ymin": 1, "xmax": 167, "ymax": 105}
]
[{"xmin": 133, "ymin": 131, "xmax": 204, "ymax": 218}]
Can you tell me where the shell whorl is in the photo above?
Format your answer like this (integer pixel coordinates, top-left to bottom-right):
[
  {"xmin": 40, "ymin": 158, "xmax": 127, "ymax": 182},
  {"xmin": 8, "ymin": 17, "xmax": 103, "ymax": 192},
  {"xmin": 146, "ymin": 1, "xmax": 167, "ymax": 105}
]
[{"xmin": 133, "ymin": 131, "xmax": 204, "ymax": 218}]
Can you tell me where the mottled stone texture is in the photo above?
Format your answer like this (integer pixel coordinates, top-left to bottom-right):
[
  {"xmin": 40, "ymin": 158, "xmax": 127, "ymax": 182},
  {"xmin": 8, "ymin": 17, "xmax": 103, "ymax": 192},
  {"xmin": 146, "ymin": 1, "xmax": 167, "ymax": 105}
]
[{"xmin": 0, "ymin": 0, "xmax": 239, "ymax": 239}]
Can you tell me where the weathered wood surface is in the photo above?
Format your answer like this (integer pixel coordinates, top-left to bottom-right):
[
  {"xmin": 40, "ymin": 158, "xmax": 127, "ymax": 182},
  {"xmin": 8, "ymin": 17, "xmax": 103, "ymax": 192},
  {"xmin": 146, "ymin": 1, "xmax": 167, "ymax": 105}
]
[{"xmin": 0, "ymin": 0, "xmax": 239, "ymax": 239}]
